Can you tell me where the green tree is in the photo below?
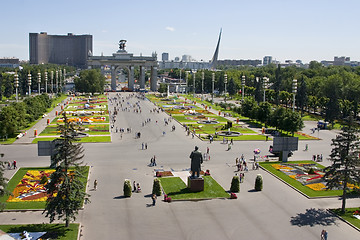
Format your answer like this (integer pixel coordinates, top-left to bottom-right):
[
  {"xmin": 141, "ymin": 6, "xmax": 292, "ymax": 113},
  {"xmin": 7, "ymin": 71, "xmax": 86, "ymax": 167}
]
[
  {"xmin": 280, "ymin": 110, "xmax": 304, "ymax": 135},
  {"xmin": 241, "ymin": 97, "xmax": 257, "ymax": 119},
  {"xmin": 158, "ymin": 83, "xmax": 167, "ymax": 93},
  {"xmin": 269, "ymin": 107, "xmax": 286, "ymax": 130},
  {"xmin": 74, "ymin": 69, "xmax": 105, "ymax": 94},
  {"xmin": 43, "ymin": 113, "xmax": 89, "ymax": 227},
  {"xmin": 324, "ymin": 118, "xmax": 360, "ymax": 213},
  {"xmin": 0, "ymin": 106, "xmax": 19, "ymax": 137},
  {"xmin": 227, "ymin": 78, "xmax": 237, "ymax": 95},
  {"xmin": 257, "ymin": 102, "xmax": 272, "ymax": 126}
]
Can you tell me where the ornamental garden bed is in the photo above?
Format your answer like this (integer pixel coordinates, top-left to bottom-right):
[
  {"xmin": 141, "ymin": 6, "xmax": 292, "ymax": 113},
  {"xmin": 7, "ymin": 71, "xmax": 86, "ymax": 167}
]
[
  {"xmin": 329, "ymin": 208, "xmax": 360, "ymax": 229},
  {"xmin": 260, "ymin": 161, "xmax": 359, "ymax": 198},
  {"xmin": 40, "ymin": 124, "xmax": 110, "ymax": 136},
  {"xmin": 0, "ymin": 223, "xmax": 79, "ymax": 240},
  {"xmin": 159, "ymin": 176, "xmax": 229, "ymax": 200},
  {"xmin": 32, "ymin": 136, "xmax": 111, "ymax": 144},
  {"xmin": 0, "ymin": 167, "xmax": 89, "ymax": 210}
]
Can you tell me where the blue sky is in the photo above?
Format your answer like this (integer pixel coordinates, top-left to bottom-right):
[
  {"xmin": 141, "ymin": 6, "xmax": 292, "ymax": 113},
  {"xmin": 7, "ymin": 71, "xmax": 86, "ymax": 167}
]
[{"xmin": 1, "ymin": 0, "xmax": 359, "ymax": 63}]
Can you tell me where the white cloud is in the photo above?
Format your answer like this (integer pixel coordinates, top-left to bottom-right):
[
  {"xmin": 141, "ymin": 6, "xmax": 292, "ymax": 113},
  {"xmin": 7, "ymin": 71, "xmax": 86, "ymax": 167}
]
[{"xmin": 165, "ymin": 26, "xmax": 175, "ymax": 32}]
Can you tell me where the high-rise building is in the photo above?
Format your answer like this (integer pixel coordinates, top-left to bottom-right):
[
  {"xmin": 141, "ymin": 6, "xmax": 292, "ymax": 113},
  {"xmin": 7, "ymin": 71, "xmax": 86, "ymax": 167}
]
[
  {"xmin": 162, "ymin": 52, "xmax": 169, "ymax": 61},
  {"xmin": 263, "ymin": 56, "xmax": 272, "ymax": 65},
  {"xmin": 182, "ymin": 55, "xmax": 192, "ymax": 62},
  {"xmin": 29, "ymin": 32, "xmax": 92, "ymax": 68}
]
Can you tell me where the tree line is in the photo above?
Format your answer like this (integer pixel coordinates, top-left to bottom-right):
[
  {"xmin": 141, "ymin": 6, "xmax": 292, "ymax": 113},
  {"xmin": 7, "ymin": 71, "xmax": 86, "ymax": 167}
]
[
  {"xmin": 216, "ymin": 97, "xmax": 304, "ymax": 134},
  {"xmin": 167, "ymin": 62, "xmax": 360, "ymax": 123},
  {"xmin": 0, "ymin": 64, "xmax": 75, "ymax": 100},
  {"xmin": 0, "ymin": 94, "xmax": 52, "ymax": 138}
]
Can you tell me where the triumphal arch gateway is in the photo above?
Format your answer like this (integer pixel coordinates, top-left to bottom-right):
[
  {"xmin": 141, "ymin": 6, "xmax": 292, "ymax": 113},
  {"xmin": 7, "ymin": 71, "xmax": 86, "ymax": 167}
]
[{"xmin": 87, "ymin": 40, "xmax": 158, "ymax": 91}]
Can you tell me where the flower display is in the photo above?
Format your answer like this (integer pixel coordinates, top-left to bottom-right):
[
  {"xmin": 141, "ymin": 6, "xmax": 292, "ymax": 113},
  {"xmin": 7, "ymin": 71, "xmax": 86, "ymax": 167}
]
[
  {"xmin": 7, "ymin": 170, "xmax": 54, "ymax": 202},
  {"xmin": 271, "ymin": 163, "xmax": 358, "ymax": 192}
]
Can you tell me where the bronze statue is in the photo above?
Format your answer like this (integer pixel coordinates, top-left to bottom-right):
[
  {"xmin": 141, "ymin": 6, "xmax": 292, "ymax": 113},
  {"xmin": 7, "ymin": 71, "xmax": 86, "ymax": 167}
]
[
  {"xmin": 190, "ymin": 146, "xmax": 203, "ymax": 178},
  {"xmin": 119, "ymin": 40, "xmax": 126, "ymax": 50}
]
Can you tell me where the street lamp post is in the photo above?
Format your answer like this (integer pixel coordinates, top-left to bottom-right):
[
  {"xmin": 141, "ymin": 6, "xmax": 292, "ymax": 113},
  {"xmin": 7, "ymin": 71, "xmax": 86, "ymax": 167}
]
[
  {"xmin": 224, "ymin": 73, "xmax": 227, "ymax": 102},
  {"xmin": 55, "ymin": 70, "xmax": 59, "ymax": 94},
  {"xmin": 212, "ymin": 72, "xmax": 215, "ymax": 102},
  {"xmin": 185, "ymin": 71, "xmax": 189, "ymax": 94},
  {"xmin": 193, "ymin": 70, "xmax": 196, "ymax": 98},
  {"xmin": 51, "ymin": 71, "xmax": 54, "ymax": 94},
  {"xmin": 241, "ymin": 75, "xmax": 245, "ymax": 102},
  {"xmin": 201, "ymin": 71, "xmax": 204, "ymax": 101},
  {"xmin": 27, "ymin": 72, "xmax": 32, "ymax": 96},
  {"xmin": 59, "ymin": 69, "xmax": 62, "ymax": 93},
  {"xmin": 45, "ymin": 70, "xmax": 48, "ymax": 94},
  {"xmin": 263, "ymin": 77, "xmax": 269, "ymax": 102},
  {"xmin": 37, "ymin": 72, "xmax": 41, "ymax": 95},
  {"xmin": 292, "ymin": 79, "xmax": 297, "ymax": 112},
  {"xmin": 14, "ymin": 72, "xmax": 19, "ymax": 102}
]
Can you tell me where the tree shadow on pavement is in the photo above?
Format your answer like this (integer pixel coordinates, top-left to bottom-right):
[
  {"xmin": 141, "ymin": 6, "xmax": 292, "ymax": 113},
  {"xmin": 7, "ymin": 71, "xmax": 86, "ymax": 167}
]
[{"xmin": 290, "ymin": 208, "xmax": 338, "ymax": 227}]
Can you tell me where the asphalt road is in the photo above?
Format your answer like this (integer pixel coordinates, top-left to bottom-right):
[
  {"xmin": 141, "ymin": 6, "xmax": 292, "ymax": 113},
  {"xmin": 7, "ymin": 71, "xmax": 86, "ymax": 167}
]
[{"xmin": 0, "ymin": 92, "xmax": 358, "ymax": 240}]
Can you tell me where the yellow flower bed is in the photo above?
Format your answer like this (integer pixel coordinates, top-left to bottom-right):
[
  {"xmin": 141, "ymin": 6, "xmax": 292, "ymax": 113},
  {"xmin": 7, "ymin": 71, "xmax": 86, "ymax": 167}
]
[
  {"xmin": 7, "ymin": 170, "xmax": 54, "ymax": 203},
  {"xmin": 307, "ymin": 183, "xmax": 326, "ymax": 191},
  {"xmin": 272, "ymin": 164, "xmax": 294, "ymax": 170}
]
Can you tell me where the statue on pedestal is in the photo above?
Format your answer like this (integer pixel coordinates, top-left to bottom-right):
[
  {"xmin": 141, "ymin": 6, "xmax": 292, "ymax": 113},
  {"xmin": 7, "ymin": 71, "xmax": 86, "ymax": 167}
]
[
  {"xmin": 190, "ymin": 146, "xmax": 203, "ymax": 178},
  {"xmin": 118, "ymin": 40, "xmax": 127, "ymax": 51}
]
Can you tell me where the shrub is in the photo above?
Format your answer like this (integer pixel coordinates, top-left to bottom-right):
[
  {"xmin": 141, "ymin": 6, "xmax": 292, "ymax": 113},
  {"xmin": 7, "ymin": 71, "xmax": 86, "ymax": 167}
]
[
  {"xmin": 308, "ymin": 168, "xmax": 315, "ymax": 174},
  {"xmin": 123, "ymin": 179, "xmax": 132, "ymax": 197},
  {"xmin": 152, "ymin": 178, "xmax": 162, "ymax": 196},
  {"xmin": 230, "ymin": 175, "xmax": 240, "ymax": 193},
  {"xmin": 255, "ymin": 174, "xmax": 263, "ymax": 191}
]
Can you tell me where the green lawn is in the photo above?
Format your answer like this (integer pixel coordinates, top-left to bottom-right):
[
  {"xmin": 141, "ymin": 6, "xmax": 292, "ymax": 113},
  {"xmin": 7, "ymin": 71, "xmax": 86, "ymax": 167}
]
[
  {"xmin": 32, "ymin": 136, "xmax": 111, "ymax": 144},
  {"xmin": 260, "ymin": 161, "xmax": 344, "ymax": 198},
  {"xmin": 0, "ymin": 223, "xmax": 79, "ymax": 240},
  {"xmin": 330, "ymin": 208, "xmax": 360, "ymax": 229},
  {"xmin": 159, "ymin": 176, "xmax": 230, "ymax": 200},
  {"xmin": 39, "ymin": 124, "xmax": 109, "ymax": 136},
  {"xmin": 1, "ymin": 167, "xmax": 89, "ymax": 210}
]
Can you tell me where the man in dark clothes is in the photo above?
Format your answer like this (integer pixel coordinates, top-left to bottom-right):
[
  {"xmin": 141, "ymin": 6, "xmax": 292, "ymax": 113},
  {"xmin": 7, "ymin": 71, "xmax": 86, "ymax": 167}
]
[{"xmin": 190, "ymin": 146, "xmax": 203, "ymax": 178}]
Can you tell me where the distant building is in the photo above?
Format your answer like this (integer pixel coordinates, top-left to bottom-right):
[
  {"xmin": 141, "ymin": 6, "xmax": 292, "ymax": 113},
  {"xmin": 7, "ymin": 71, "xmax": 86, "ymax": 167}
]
[
  {"xmin": 0, "ymin": 58, "xmax": 19, "ymax": 68},
  {"xmin": 174, "ymin": 57, "xmax": 180, "ymax": 62},
  {"xmin": 158, "ymin": 60, "xmax": 210, "ymax": 70},
  {"xmin": 182, "ymin": 55, "xmax": 192, "ymax": 62},
  {"xmin": 263, "ymin": 56, "xmax": 272, "ymax": 65},
  {"xmin": 217, "ymin": 59, "xmax": 261, "ymax": 67},
  {"xmin": 321, "ymin": 56, "xmax": 359, "ymax": 67},
  {"xmin": 29, "ymin": 32, "xmax": 92, "ymax": 68},
  {"xmin": 162, "ymin": 52, "xmax": 169, "ymax": 61}
]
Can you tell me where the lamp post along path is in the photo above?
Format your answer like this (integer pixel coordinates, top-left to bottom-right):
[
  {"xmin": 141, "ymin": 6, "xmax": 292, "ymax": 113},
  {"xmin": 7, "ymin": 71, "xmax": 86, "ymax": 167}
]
[
  {"xmin": 14, "ymin": 72, "xmax": 19, "ymax": 102},
  {"xmin": 241, "ymin": 75, "xmax": 245, "ymax": 102},
  {"xmin": 37, "ymin": 72, "xmax": 41, "ymax": 95},
  {"xmin": 224, "ymin": 73, "xmax": 227, "ymax": 102},
  {"xmin": 212, "ymin": 72, "xmax": 215, "ymax": 102},
  {"xmin": 27, "ymin": 72, "xmax": 32, "ymax": 96},
  {"xmin": 292, "ymin": 79, "xmax": 297, "ymax": 112},
  {"xmin": 201, "ymin": 71, "xmax": 204, "ymax": 101}
]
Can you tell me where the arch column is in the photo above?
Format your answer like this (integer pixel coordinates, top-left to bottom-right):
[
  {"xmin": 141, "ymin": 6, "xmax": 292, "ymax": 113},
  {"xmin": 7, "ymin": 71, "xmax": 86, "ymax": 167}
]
[
  {"xmin": 151, "ymin": 66, "xmax": 157, "ymax": 91},
  {"xmin": 111, "ymin": 66, "xmax": 116, "ymax": 91},
  {"xmin": 140, "ymin": 66, "xmax": 145, "ymax": 89},
  {"xmin": 128, "ymin": 66, "xmax": 135, "ymax": 91}
]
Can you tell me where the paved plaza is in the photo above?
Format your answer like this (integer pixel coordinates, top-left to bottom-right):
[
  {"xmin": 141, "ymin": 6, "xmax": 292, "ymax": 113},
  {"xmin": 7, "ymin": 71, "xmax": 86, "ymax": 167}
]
[{"xmin": 0, "ymin": 92, "xmax": 359, "ymax": 240}]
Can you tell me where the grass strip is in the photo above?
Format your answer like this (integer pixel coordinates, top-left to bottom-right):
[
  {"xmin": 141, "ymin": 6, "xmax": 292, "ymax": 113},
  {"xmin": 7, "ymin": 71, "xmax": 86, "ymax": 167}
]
[
  {"xmin": 330, "ymin": 208, "xmax": 360, "ymax": 229},
  {"xmin": 0, "ymin": 223, "xmax": 79, "ymax": 240},
  {"xmin": 159, "ymin": 176, "xmax": 229, "ymax": 200}
]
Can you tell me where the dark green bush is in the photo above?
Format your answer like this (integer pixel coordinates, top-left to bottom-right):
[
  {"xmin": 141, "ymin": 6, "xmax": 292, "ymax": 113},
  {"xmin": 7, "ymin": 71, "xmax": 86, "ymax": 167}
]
[
  {"xmin": 152, "ymin": 178, "xmax": 162, "ymax": 196},
  {"xmin": 230, "ymin": 175, "xmax": 240, "ymax": 193},
  {"xmin": 308, "ymin": 168, "xmax": 315, "ymax": 174},
  {"xmin": 255, "ymin": 174, "xmax": 263, "ymax": 191},
  {"xmin": 123, "ymin": 179, "xmax": 132, "ymax": 197}
]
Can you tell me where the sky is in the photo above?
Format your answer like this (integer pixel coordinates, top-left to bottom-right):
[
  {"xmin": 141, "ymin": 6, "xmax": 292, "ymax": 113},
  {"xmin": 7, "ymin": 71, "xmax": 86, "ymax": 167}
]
[{"xmin": 1, "ymin": 0, "xmax": 359, "ymax": 63}]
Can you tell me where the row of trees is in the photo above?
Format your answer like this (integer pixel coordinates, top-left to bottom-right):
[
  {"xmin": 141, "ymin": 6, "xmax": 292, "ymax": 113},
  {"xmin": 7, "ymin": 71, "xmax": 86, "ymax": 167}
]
[
  {"xmin": 167, "ymin": 63, "xmax": 360, "ymax": 123},
  {"xmin": 0, "ymin": 94, "xmax": 52, "ymax": 138},
  {"xmin": 0, "ymin": 64, "xmax": 75, "ymax": 100},
  {"xmin": 216, "ymin": 97, "xmax": 304, "ymax": 134}
]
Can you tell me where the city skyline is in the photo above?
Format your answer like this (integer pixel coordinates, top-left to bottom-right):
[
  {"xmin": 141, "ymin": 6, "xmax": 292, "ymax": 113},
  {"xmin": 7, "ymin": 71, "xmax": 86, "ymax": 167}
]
[{"xmin": 1, "ymin": 0, "xmax": 360, "ymax": 63}]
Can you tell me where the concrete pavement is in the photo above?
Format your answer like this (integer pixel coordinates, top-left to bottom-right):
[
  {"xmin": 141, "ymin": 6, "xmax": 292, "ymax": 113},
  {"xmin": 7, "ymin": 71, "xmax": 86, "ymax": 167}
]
[{"xmin": 0, "ymin": 92, "xmax": 358, "ymax": 240}]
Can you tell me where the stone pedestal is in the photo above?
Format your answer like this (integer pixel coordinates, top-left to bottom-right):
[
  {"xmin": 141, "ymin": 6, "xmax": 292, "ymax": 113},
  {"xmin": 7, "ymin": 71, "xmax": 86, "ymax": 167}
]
[{"xmin": 187, "ymin": 176, "xmax": 204, "ymax": 192}]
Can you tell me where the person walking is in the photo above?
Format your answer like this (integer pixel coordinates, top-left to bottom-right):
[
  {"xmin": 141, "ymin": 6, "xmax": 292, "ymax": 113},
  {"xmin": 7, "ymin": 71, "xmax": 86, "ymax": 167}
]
[
  {"xmin": 145, "ymin": 143, "xmax": 148, "ymax": 150},
  {"xmin": 93, "ymin": 180, "xmax": 98, "ymax": 191},
  {"xmin": 153, "ymin": 155, "xmax": 157, "ymax": 166},
  {"xmin": 152, "ymin": 194, "xmax": 157, "ymax": 206},
  {"xmin": 13, "ymin": 160, "xmax": 17, "ymax": 169},
  {"xmin": 133, "ymin": 181, "xmax": 136, "ymax": 192},
  {"xmin": 321, "ymin": 229, "xmax": 328, "ymax": 240}
]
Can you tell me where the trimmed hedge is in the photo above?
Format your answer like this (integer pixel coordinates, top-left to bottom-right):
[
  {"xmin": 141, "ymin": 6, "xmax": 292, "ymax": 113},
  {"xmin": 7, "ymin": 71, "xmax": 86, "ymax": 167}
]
[
  {"xmin": 123, "ymin": 179, "xmax": 132, "ymax": 197},
  {"xmin": 152, "ymin": 178, "xmax": 162, "ymax": 196},
  {"xmin": 255, "ymin": 174, "xmax": 263, "ymax": 191},
  {"xmin": 230, "ymin": 175, "xmax": 240, "ymax": 193}
]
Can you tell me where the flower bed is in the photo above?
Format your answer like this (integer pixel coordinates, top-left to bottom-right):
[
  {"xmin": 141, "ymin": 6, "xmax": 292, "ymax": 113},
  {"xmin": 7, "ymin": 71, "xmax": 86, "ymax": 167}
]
[{"xmin": 7, "ymin": 170, "xmax": 55, "ymax": 202}]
